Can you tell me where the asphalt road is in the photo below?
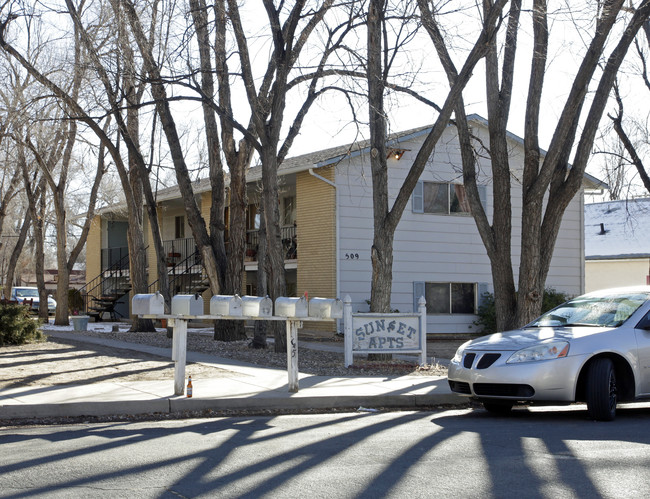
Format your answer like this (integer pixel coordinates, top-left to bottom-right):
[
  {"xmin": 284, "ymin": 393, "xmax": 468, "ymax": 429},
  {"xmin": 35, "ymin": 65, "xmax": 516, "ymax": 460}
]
[{"xmin": 2, "ymin": 404, "xmax": 650, "ymax": 498}]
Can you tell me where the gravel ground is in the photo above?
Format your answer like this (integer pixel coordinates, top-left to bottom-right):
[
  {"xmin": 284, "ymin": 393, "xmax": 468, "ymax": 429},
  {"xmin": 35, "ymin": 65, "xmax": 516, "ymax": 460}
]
[{"xmin": 75, "ymin": 329, "xmax": 448, "ymax": 377}]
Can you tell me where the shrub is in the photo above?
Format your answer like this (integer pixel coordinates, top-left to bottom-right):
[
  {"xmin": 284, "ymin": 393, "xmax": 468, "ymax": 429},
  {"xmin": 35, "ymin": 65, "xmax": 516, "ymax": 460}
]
[
  {"xmin": 68, "ymin": 288, "xmax": 84, "ymax": 315},
  {"xmin": 474, "ymin": 291, "xmax": 497, "ymax": 334},
  {"xmin": 474, "ymin": 288, "xmax": 573, "ymax": 334},
  {"xmin": 0, "ymin": 302, "xmax": 44, "ymax": 346}
]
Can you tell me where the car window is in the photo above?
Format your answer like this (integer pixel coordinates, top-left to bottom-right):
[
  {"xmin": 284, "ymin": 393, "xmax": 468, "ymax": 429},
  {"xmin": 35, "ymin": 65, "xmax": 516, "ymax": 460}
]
[
  {"xmin": 16, "ymin": 288, "xmax": 39, "ymax": 298},
  {"xmin": 530, "ymin": 293, "xmax": 649, "ymax": 328}
]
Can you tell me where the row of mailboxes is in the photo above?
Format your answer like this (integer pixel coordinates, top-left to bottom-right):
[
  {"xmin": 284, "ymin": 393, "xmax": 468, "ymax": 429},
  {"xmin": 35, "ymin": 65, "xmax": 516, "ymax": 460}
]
[{"xmin": 132, "ymin": 293, "xmax": 343, "ymax": 319}]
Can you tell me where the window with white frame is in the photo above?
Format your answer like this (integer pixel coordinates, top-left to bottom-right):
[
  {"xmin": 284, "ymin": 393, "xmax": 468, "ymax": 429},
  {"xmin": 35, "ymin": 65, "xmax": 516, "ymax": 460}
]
[
  {"xmin": 412, "ymin": 181, "xmax": 486, "ymax": 215},
  {"xmin": 414, "ymin": 281, "xmax": 485, "ymax": 315}
]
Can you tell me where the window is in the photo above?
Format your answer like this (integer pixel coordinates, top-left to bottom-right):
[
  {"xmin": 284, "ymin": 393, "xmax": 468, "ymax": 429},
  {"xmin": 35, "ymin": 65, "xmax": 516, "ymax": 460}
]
[
  {"xmin": 413, "ymin": 181, "xmax": 485, "ymax": 215},
  {"xmin": 174, "ymin": 216, "xmax": 185, "ymax": 239},
  {"xmin": 414, "ymin": 282, "xmax": 477, "ymax": 314}
]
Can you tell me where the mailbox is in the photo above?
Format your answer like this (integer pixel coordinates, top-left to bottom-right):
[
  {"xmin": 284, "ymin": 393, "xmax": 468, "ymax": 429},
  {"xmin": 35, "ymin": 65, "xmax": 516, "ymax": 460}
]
[
  {"xmin": 171, "ymin": 294, "xmax": 204, "ymax": 316},
  {"xmin": 275, "ymin": 296, "xmax": 308, "ymax": 318},
  {"xmin": 210, "ymin": 294, "xmax": 243, "ymax": 316},
  {"xmin": 308, "ymin": 297, "xmax": 343, "ymax": 319},
  {"xmin": 132, "ymin": 293, "xmax": 165, "ymax": 316},
  {"xmin": 241, "ymin": 295, "xmax": 273, "ymax": 317}
]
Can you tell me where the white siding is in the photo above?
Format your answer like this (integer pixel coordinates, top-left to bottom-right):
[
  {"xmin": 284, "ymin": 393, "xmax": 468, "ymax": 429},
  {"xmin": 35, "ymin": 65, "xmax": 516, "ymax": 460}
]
[{"xmin": 335, "ymin": 124, "xmax": 584, "ymax": 335}]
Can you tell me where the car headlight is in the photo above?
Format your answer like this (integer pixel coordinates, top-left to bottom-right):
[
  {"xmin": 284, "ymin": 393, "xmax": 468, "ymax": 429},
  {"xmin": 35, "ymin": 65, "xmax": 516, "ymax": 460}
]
[
  {"xmin": 507, "ymin": 341, "xmax": 570, "ymax": 364},
  {"xmin": 452, "ymin": 340, "xmax": 472, "ymax": 364}
]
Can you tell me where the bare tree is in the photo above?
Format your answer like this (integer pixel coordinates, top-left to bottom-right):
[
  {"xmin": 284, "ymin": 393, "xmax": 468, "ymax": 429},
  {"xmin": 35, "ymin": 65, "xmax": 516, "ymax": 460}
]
[
  {"xmin": 434, "ymin": 1, "xmax": 650, "ymax": 330},
  {"xmin": 19, "ymin": 148, "xmax": 47, "ymax": 320},
  {"xmin": 187, "ymin": 0, "xmax": 246, "ymax": 341},
  {"xmin": 365, "ymin": 0, "xmax": 507, "ymax": 319},
  {"xmin": 0, "ymin": 4, "xmax": 108, "ymax": 324},
  {"xmin": 65, "ymin": 0, "xmax": 172, "ymax": 328},
  {"xmin": 606, "ymin": 19, "xmax": 650, "ymax": 196},
  {"xmin": 226, "ymin": 0, "xmax": 363, "ymax": 351},
  {"xmin": 0, "ymin": 49, "xmax": 26, "ymax": 297},
  {"xmin": 0, "ymin": 3, "xmax": 162, "ymax": 327},
  {"xmin": 122, "ymin": 0, "xmax": 360, "ymax": 351}
]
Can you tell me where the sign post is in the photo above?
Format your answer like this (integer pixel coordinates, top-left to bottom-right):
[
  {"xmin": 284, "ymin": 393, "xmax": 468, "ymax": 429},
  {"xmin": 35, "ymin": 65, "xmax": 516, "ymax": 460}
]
[
  {"xmin": 171, "ymin": 318, "xmax": 188, "ymax": 396},
  {"xmin": 343, "ymin": 294, "xmax": 427, "ymax": 367},
  {"xmin": 286, "ymin": 319, "xmax": 301, "ymax": 392}
]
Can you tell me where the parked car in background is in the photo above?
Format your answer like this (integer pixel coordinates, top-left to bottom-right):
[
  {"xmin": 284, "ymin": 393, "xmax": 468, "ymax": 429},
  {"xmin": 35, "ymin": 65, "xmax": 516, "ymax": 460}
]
[
  {"xmin": 448, "ymin": 286, "xmax": 650, "ymax": 421},
  {"xmin": 10, "ymin": 287, "xmax": 57, "ymax": 314}
]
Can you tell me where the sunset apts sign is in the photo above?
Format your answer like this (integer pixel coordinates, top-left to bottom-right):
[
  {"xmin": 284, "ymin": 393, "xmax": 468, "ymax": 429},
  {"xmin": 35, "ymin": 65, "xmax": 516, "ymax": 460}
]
[{"xmin": 343, "ymin": 296, "xmax": 427, "ymax": 367}]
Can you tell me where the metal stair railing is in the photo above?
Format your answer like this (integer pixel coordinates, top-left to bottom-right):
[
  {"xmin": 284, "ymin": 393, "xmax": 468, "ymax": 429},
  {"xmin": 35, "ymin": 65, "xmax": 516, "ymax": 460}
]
[
  {"xmin": 79, "ymin": 250, "xmax": 132, "ymax": 316},
  {"xmin": 148, "ymin": 247, "xmax": 208, "ymax": 297}
]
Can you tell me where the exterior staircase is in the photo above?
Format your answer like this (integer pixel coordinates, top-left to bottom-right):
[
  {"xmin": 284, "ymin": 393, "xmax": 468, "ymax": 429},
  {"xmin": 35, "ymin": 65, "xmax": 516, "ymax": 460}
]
[
  {"xmin": 149, "ymin": 249, "xmax": 210, "ymax": 298},
  {"xmin": 81, "ymin": 253, "xmax": 132, "ymax": 322},
  {"xmin": 83, "ymin": 244, "xmax": 210, "ymax": 322}
]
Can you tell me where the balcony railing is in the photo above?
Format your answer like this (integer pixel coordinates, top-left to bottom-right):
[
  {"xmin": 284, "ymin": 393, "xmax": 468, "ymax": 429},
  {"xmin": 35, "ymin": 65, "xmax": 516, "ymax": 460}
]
[
  {"xmin": 245, "ymin": 225, "xmax": 297, "ymax": 261},
  {"xmin": 164, "ymin": 237, "xmax": 199, "ymax": 267}
]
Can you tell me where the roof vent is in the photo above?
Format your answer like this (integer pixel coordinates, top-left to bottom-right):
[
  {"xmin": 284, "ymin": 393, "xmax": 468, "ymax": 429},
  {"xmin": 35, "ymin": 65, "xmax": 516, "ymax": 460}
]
[{"xmin": 598, "ymin": 223, "xmax": 607, "ymax": 235}]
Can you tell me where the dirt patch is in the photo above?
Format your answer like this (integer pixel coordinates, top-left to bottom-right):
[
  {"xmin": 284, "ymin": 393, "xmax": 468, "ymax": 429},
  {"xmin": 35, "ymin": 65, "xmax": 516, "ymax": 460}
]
[{"xmin": 0, "ymin": 337, "xmax": 236, "ymax": 390}]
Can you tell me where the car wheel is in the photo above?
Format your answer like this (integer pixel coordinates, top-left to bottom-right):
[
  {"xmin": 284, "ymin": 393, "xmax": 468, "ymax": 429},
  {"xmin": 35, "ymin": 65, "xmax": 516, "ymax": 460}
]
[
  {"xmin": 586, "ymin": 358, "xmax": 617, "ymax": 421},
  {"xmin": 482, "ymin": 401, "xmax": 514, "ymax": 414}
]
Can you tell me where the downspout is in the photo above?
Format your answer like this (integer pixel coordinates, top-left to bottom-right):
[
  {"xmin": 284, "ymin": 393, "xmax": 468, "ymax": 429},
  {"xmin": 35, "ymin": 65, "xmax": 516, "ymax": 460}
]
[{"xmin": 309, "ymin": 168, "xmax": 341, "ymax": 332}]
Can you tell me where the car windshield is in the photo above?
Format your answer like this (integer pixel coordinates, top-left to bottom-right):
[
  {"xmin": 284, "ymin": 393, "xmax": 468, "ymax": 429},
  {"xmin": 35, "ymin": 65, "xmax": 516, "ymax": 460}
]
[
  {"xmin": 529, "ymin": 292, "xmax": 649, "ymax": 328},
  {"xmin": 15, "ymin": 288, "xmax": 38, "ymax": 298}
]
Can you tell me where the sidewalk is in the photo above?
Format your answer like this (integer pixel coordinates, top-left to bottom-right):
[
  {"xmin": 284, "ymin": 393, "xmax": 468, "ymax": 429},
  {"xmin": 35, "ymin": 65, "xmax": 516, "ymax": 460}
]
[{"xmin": 0, "ymin": 330, "xmax": 465, "ymax": 421}]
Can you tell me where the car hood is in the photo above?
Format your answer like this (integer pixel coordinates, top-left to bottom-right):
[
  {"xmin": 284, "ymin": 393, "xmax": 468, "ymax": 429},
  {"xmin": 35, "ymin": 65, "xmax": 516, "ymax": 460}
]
[{"xmin": 464, "ymin": 326, "xmax": 612, "ymax": 352}]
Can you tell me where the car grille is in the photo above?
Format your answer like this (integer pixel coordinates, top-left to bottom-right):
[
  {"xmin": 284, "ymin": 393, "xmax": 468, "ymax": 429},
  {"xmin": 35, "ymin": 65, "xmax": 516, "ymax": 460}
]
[
  {"xmin": 473, "ymin": 383, "xmax": 534, "ymax": 398},
  {"xmin": 463, "ymin": 353, "xmax": 476, "ymax": 368},
  {"xmin": 448, "ymin": 381, "xmax": 471, "ymax": 394},
  {"xmin": 476, "ymin": 353, "xmax": 501, "ymax": 369},
  {"xmin": 463, "ymin": 352, "xmax": 501, "ymax": 369}
]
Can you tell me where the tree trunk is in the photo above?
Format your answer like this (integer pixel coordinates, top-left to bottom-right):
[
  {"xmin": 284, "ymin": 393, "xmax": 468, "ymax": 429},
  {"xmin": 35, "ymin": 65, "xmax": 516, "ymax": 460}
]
[
  {"xmin": 4, "ymin": 211, "xmax": 31, "ymax": 298},
  {"xmin": 250, "ymin": 199, "xmax": 268, "ymax": 349},
  {"xmin": 261, "ymin": 148, "xmax": 286, "ymax": 353},
  {"xmin": 217, "ymin": 152, "xmax": 249, "ymax": 341},
  {"xmin": 366, "ymin": 0, "xmax": 393, "ymax": 361},
  {"xmin": 34, "ymin": 185, "xmax": 48, "ymax": 322}
]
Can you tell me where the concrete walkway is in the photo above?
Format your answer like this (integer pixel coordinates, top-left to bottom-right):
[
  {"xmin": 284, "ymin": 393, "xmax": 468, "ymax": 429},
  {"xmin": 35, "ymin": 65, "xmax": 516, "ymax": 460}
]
[{"xmin": 0, "ymin": 331, "xmax": 465, "ymax": 420}]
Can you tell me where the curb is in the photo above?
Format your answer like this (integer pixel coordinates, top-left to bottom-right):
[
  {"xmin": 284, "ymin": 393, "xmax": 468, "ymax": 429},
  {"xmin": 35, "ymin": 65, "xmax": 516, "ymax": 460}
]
[{"xmin": 2, "ymin": 393, "xmax": 467, "ymax": 420}]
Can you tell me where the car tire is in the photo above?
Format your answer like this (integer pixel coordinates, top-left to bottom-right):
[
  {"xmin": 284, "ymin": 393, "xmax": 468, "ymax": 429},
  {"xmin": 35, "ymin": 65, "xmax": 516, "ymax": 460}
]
[
  {"xmin": 482, "ymin": 401, "xmax": 514, "ymax": 414},
  {"xmin": 586, "ymin": 357, "xmax": 617, "ymax": 421}
]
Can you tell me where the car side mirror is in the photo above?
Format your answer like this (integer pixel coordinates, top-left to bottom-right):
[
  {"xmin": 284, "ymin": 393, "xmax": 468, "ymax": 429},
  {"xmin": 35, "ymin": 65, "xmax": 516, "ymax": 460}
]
[{"xmin": 636, "ymin": 313, "xmax": 650, "ymax": 331}]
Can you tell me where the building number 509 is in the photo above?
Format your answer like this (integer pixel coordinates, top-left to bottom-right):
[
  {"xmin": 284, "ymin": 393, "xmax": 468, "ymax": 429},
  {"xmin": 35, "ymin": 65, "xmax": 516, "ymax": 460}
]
[{"xmin": 345, "ymin": 253, "xmax": 360, "ymax": 260}]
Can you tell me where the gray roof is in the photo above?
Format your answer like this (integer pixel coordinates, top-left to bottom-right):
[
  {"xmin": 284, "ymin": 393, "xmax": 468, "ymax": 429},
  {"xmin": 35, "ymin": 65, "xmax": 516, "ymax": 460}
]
[
  {"xmin": 100, "ymin": 114, "xmax": 606, "ymax": 213},
  {"xmin": 585, "ymin": 198, "xmax": 650, "ymax": 260}
]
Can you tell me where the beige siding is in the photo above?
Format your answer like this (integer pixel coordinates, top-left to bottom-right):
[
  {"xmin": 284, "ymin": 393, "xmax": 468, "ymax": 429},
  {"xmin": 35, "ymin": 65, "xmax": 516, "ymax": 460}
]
[
  {"xmin": 85, "ymin": 216, "xmax": 102, "ymax": 285},
  {"xmin": 296, "ymin": 167, "xmax": 337, "ymax": 331},
  {"xmin": 586, "ymin": 259, "xmax": 650, "ymax": 292}
]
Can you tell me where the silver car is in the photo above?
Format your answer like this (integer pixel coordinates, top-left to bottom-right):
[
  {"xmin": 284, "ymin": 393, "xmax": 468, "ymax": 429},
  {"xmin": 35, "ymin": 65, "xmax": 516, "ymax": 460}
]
[{"xmin": 448, "ymin": 286, "xmax": 650, "ymax": 421}]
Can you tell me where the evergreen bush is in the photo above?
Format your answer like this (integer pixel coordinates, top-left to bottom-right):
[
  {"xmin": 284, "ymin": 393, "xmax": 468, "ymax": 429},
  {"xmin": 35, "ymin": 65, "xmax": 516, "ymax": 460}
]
[{"xmin": 0, "ymin": 302, "xmax": 44, "ymax": 346}]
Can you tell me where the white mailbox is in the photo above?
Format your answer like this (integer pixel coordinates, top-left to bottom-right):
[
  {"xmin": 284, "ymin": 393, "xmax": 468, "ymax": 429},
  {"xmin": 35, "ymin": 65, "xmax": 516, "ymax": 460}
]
[
  {"xmin": 171, "ymin": 294, "xmax": 204, "ymax": 316},
  {"xmin": 210, "ymin": 294, "xmax": 243, "ymax": 316},
  {"xmin": 275, "ymin": 296, "xmax": 308, "ymax": 318},
  {"xmin": 308, "ymin": 297, "xmax": 343, "ymax": 319},
  {"xmin": 241, "ymin": 295, "xmax": 273, "ymax": 317},
  {"xmin": 132, "ymin": 293, "xmax": 165, "ymax": 316}
]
